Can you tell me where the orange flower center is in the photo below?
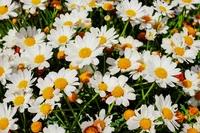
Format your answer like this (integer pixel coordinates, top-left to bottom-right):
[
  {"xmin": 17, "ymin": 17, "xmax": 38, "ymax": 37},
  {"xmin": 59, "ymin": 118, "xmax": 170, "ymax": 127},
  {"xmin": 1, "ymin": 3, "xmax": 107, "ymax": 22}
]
[
  {"xmin": 42, "ymin": 87, "xmax": 54, "ymax": 99},
  {"xmin": 64, "ymin": 21, "xmax": 73, "ymax": 27},
  {"xmin": 14, "ymin": 96, "xmax": 25, "ymax": 106},
  {"xmin": 84, "ymin": 126, "xmax": 98, "ymax": 133},
  {"xmin": 111, "ymin": 86, "xmax": 124, "ymax": 97},
  {"xmin": 124, "ymin": 109, "xmax": 136, "ymax": 120},
  {"xmin": 32, "ymin": 0, "xmax": 41, "ymax": 5},
  {"xmin": 0, "ymin": 118, "xmax": 9, "ymax": 130},
  {"xmin": 34, "ymin": 55, "xmax": 45, "ymax": 64},
  {"xmin": 154, "ymin": 67, "xmax": 167, "ymax": 79},
  {"xmin": 24, "ymin": 37, "xmax": 36, "ymax": 47},
  {"xmin": 126, "ymin": 9, "xmax": 136, "ymax": 17},
  {"xmin": 31, "ymin": 121, "xmax": 42, "ymax": 133},
  {"xmin": 182, "ymin": 79, "xmax": 192, "ymax": 88},
  {"xmin": 58, "ymin": 36, "xmax": 68, "ymax": 44},
  {"xmin": 79, "ymin": 71, "xmax": 92, "ymax": 83},
  {"xmin": 121, "ymin": 43, "xmax": 132, "ymax": 50},
  {"xmin": 98, "ymin": 83, "xmax": 108, "ymax": 91},
  {"xmin": 99, "ymin": 36, "xmax": 107, "ymax": 45},
  {"xmin": 162, "ymin": 108, "xmax": 173, "ymax": 120},
  {"xmin": 40, "ymin": 103, "xmax": 52, "ymax": 115},
  {"xmin": 187, "ymin": 128, "xmax": 198, "ymax": 133},
  {"xmin": 182, "ymin": 0, "xmax": 192, "ymax": 3},
  {"xmin": 140, "ymin": 118, "xmax": 151, "ymax": 130},
  {"xmin": 0, "ymin": 6, "xmax": 8, "ymax": 15},
  {"xmin": 142, "ymin": 16, "xmax": 152, "ymax": 23},
  {"xmin": 174, "ymin": 47, "xmax": 185, "ymax": 56},
  {"xmin": 93, "ymin": 120, "xmax": 106, "ymax": 131},
  {"xmin": 18, "ymin": 80, "xmax": 28, "ymax": 89},
  {"xmin": 0, "ymin": 66, "xmax": 5, "ymax": 77},
  {"xmin": 117, "ymin": 58, "xmax": 131, "ymax": 69},
  {"xmin": 79, "ymin": 47, "xmax": 92, "ymax": 58},
  {"xmin": 103, "ymin": 2, "xmax": 113, "ymax": 11},
  {"xmin": 136, "ymin": 62, "xmax": 146, "ymax": 72}
]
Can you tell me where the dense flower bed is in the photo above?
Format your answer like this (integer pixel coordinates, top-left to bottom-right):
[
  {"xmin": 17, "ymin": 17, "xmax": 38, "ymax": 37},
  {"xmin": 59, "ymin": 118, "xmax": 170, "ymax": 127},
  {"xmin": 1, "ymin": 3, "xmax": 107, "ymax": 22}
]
[{"xmin": 0, "ymin": 0, "xmax": 200, "ymax": 133}]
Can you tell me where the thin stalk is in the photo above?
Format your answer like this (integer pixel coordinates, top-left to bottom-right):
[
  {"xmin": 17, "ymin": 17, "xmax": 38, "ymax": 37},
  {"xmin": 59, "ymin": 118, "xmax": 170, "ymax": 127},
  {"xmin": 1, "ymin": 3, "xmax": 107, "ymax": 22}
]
[{"xmin": 120, "ymin": 20, "xmax": 129, "ymax": 37}]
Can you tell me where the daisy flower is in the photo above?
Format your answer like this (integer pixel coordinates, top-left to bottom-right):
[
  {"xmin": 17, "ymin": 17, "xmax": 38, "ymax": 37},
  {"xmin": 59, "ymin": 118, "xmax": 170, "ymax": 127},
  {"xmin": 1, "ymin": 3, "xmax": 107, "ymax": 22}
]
[
  {"xmin": 176, "ymin": 0, "xmax": 200, "ymax": 9},
  {"xmin": 152, "ymin": 14, "xmax": 169, "ymax": 34},
  {"xmin": 65, "ymin": 0, "xmax": 85, "ymax": 11},
  {"xmin": 72, "ymin": 9, "xmax": 90, "ymax": 28},
  {"xmin": 47, "ymin": 26, "xmax": 75, "ymax": 49},
  {"xmin": 0, "ymin": 103, "xmax": 18, "ymax": 133},
  {"xmin": 0, "ymin": 0, "xmax": 18, "ymax": 20},
  {"xmin": 3, "ymin": 91, "xmax": 32, "ymax": 112},
  {"xmin": 65, "ymin": 32, "xmax": 104, "ymax": 68},
  {"xmin": 90, "ymin": 71, "xmax": 111, "ymax": 97},
  {"xmin": 14, "ymin": 26, "xmax": 46, "ymax": 50},
  {"xmin": 66, "ymin": 89, "xmax": 83, "ymax": 104},
  {"xmin": 89, "ymin": 25, "xmax": 119, "ymax": 48},
  {"xmin": 106, "ymin": 75, "xmax": 136, "ymax": 107},
  {"xmin": 126, "ymin": 104, "xmax": 161, "ymax": 133},
  {"xmin": 11, "ymin": 53, "xmax": 28, "ymax": 72},
  {"xmin": 0, "ymin": 55, "xmax": 12, "ymax": 85},
  {"xmin": 86, "ymin": 0, "xmax": 99, "ymax": 9},
  {"xmin": 145, "ymin": 28, "xmax": 157, "ymax": 41},
  {"xmin": 153, "ymin": 0, "xmax": 174, "ymax": 17},
  {"xmin": 155, "ymin": 94, "xmax": 180, "ymax": 132},
  {"xmin": 28, "ymin": 98, "xmax": 59, "ymax": 122},
  {"xmin": 21, "ymin": 44, "xmax": 53, "ymax": 70},
  {"xmin": 100, "ymin": 1, "xmax": 115, "ymax": 11},
  {"xmin": 2, "ymin": 28, "xmax": 17, "ymax": 48},
  {"xmin": 181, "ymin": 123, "xmax": 200, "ymax": 133},
  {"xmin": 81, "ymin": 109, "xmax": 114, "ymax": 133},
  {"xmin": 20, "ymin": 0, "xmax": 48, "ymax": 14},
  {"xmin": 47, "ymin": 68, "xmax": 80, "ymax": 97},
  {"xmin": 6, "ymin": 69, "xmax": 36, "ymax": 93},
  {"xmin": 36, "ymin": 77, "xmax": 63, "ymax": 104},
  {"xmin": 146, "ymin": 55, "xmax": 181, "ymax": 88},
  {"xmin": 43, "ymin": 124, "xmax": 65, "ymax": 133},
  {"xmin": 188, "ymin": 90, "xmax": 200, "ymax": 107},
  {"xmin": 180, "ymin": 70, "xmax": 199, "ymax": 96},
  {"xmin": 191, "ymin": 65, "xmax": 200, "ymax": 79},
  {"xmin": 116, "ymin": 0, "xmax": 145, "ymax": 24},
  {"xmin": 106, "ymin": 48, "xmax": 140, "ymax": 75}
]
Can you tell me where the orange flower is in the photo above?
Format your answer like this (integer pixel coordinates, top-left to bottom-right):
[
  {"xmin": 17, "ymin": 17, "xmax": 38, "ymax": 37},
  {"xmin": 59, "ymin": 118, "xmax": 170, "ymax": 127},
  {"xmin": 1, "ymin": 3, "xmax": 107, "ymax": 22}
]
[
  {"xmin": 175, "ymin": 111, "xmax": 184, "ymax": 123},
  {"xmin": 188, "ymin": 106, "xmax": 199, "ymax": 116}
]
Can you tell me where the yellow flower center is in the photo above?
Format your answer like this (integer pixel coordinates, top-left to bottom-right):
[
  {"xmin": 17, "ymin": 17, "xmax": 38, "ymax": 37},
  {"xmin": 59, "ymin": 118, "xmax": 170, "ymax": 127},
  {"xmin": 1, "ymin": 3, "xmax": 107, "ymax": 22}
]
[
  {"xmin": 18, "ymin": 80, "xmax": 28, "ymax": 89},
  {"xmin": 136, "ymin": 62, "xmax": 146, "ymax": 72},
  {"xmin": 57, "ymin": 51, "xmax": 65, "ymax": 59},
  {"xmin": 34, "ymin": 54, "xmax": 45, "ymax": 64},
  {"xmin": 17, "ymin": 63, "xmax": 25, "ymax": 71},
  {"xmin": 54, "ymin": 78, "xmax": 68, "ymax": 90},
  {"xmin": 40, "ymin": 103, "xmax": 52, "ymax": 115},
  {"xmin": 174, "ymin": 47, "xmax": 185, "ymax": 56},
  {"xmin": 70, "ymin": 4, "xmax": 76, "ymax": 8},
  {"xmin": 111, "ymin": 86, "xmax": 124, "ymax": 97},
  {"xmin": 184, "ymin": 36, "xmax": 193, "ymax": 46},
  {"xmin": 103, "ymin": 2, "xmax": 113, "ymax": 11},
  {"xmin": 32, "ymin": 0, "xmax": 41, "ymax": 5},
  {"xmin": 154, "ymin": 67, "xmax": 167, "ymax": 79},
  {"xmin": 140, "ymin": 118, "xmax": 151, "ymax": 130},
  {"xmin": 159, "ymin": 6, "xmax": 167, "ymax": 12},
  {"xmin": 182, "ymin": 79, "xmax": 192, "ymax": 88},
  {"xmin": 117, "ymin": 58, "xmax": 131, "ymax": 69},
  {"xmin": 0, "ymin": 6, "xmax": 8, "ymax": 15},
  {"xmin": 153, "ymin": 22, "xmax": 162, "ymax": 30},
  {"xmin": 162, "ymin": 108, "xmax": 173, "ymax": 120},
  {"xmin": 93, "ymin": 120, "xmax": 106, "ymax": 131},
  {"xmin": 0, "ymin": 66, "xmax": 5, "ymax": 77},
  {"xmin": 142, "ymin": 16, "xmax": 152, "ymax": 23},
  {"xmin": 89, "ymin": 1, "xmax": 97, "ymax": 7},
  {"xmin": 187, "ymin": 128, "xmax": 198, "ymax": 133},
  {"xmin": 31, "ymin": 121, "xmax": 42, "ymax": 133},
  {"xmin": 99, "ymin": 36, "xmax": 107, "ymax": 45},
  {"xmin": 64, "ymin": 21, "xmax": 73, "ymax": 27},
  {"xmin": 0, "ymin": 118, "xmax": 9, "ymax": 130},
  {"xmin": 98, "ymin": 83, "xmax": 108, "ymax": 91},
  {"xmin": 84, "ymin": 126, "xmax": 98, "ymax": 133},
  {"xmin": 195, "ymin": 91, "xmax": 200, "ymax": 100},
  {"xmin": 126, "ymin": 9, "xmax": 136, "ymax": 17},
  {"xmin": 121, "ymin": 43, "xmax": 133, "ymax": 50},
  {"xmin": 79, "ymin": 47, "xmax": 92, "ymax": 58},
  {"xmin": 198, "ymin": 72, "xmax": 200, "ymax": 79},
  {"xmin": 42, "ymin": 87, "xmax": 54, "ymax": 99},
  {"xmin": 24, "ymin": 37, "xmax": 36, "ymax": 47},
  {"xmin": 182, "ymin": 0, "xmax": 192, "ymax": 3},
  {"xmin": 13, "ymin": 96, "xmax": 25, "ymax": 106},
  {"xmin": 79, "ymin": 71, "xmax": 92, "ymax": 83},
  {"xmin": 171, "ymin": 41, "xmax": 175, "ymax": 47},
  {"xmin": 123, "ymin": 109, "xmax": 136, "ymax": 121},
  {"xmin": 58, "ymin": 36, "xmax": 68, "ymax": 44}
]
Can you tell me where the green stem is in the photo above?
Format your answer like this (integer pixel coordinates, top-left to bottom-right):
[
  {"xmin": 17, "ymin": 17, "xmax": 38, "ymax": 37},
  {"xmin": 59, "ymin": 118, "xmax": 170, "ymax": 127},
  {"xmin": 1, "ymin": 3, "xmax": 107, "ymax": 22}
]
[
  {"xmin": 139, "ymin": 77, "xmax": 145, "ymax": 100},
  {"xmin": 23, "ymin": 112, "xmax": 26, "ymax": 132},
  {"xmin": 120, "ymin": 20, "xmax": 129, "ymax": 37},
  {"xmin": 59, "ymin": 106, "xmax": 71, "ymax": 127},
  {"xmin": 55, "ymin": 113, "xmax": 67, "ymax": 128},
  {"xmin": 107, "ymin": 102, "xmax": 115, "ymax": 115}
]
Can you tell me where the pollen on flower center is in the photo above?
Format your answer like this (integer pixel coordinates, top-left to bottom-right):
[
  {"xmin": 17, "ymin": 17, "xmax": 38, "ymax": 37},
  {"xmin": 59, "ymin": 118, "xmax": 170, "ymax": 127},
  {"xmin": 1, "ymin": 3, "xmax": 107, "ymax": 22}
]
[
  {"xmin": 14, "ymin": 96, "xmax": 25, "ymax": 106},
  {"xmin": 54, "ymin": 78, "xmax": 68, "ymax": 90},
  {"xmin": 84, "ymin": 126, "xmax": 98, "ymax": 133},
  {"xmin": 162, "ymin": 108, "xmax": 173, "ymax": 120},
  {"xmin": 58, "ymin": 36, "xmax": 68, "ymax": 44},
  {"xmin": 126, "ymin": 9, "xmax": 136, "ymax": 17},
  {"xmin": 32, "ymin": 0, "xmax": 41, "ymax": 5},
  {"xmin": 103, "ymin": 3, "xmax": 113, "ymax": 11},
  {"xmin": 40, "ymin": 103, "xmax": 52, "ymax": 115},
  {"xmin": 42, "ymin": 87, "xmax": 54, "ymax": 99},
  {"xmin": 174, "ymin": 47, "xmax": 185, "ymax": 56},
  {"xmin": 154, "ymin": 67, "xmax": 167, "ymax": 79},
  {"xmin": 18, "ymin": 80, "xmax": 28, "ymax": 89},
  {"xmin": 184, "ymin": 36, "xmax": 193, "ymax": 46},
  {"xmin": 89, "ymin": 1, "xmax": 97, "ymax": 7},
  {"xmin": 99, "ymin": 36, "xmax": 107, "ymax": 45},
  {"xmin": 142, "ymin": 16, "xmax": 152, "ymax": 23},
  {"xmin": 64, "ymin": 21, "xmax": 73, "ymax": 27},
  {"xmin": 136, "ymin": 62, "xmax": 146, "ymax": 72},
  {"xmin": 111, "ymin": 86, "xmax": 124, "ymax": 97},
  {"xmin": 182, "ymin": 79, "xmax": 192, "ymax": 88},
  {"xmin": 195, "ymin": 91, "xmax": 200, "ymax": 100},
  {"xmin": 98, "ymin": 83, "xmax": 108, "ymax": 91},
  {"xmin": 79, "ymin": 47, "xmax": 92, "ymax": 58},
  {"xmin": 24, "ymin": 37, "xmax": 36, "ymax": 47},
  {"xmin": 34, "ymin": 54, "xmax": 45, "ymax": 64},
  {"xmin": 0, "ymin": 66, "xmax": 5, "ymax": 77},
  {"xmin": 70, "ymin": 4, "xmax": 76, "ymax": 8},
  {"xmin": 0, "ymin": 117, "xmax": 9, "ymax": 130},
  {"xmin": 118, "ymin": 58, "xmax": 131, "ymax": 69},
  {"xmin": 159, "ymin": 6, "xmax": 167, "ymax": 12},
  {"xmin": 93, "ymin": 120, "xmax": 106, "ymax": 131},
  {"xmin": 140, "ymin": 118, "xmax": 151, "ymax": 130},
  {"xmin": 121, "ymin": 43, "xmax": 132, "ymax": 50},
  {"xmin": 187, "ymin": 128, "xmax": 198, "ymax": 133},
  {"xmin": 182, "ymin": 0, "xmax": 192, "ymax": 3},
  {"xmin": 0, "ymin": 6, "xmax": 8, "ymax": 15}
]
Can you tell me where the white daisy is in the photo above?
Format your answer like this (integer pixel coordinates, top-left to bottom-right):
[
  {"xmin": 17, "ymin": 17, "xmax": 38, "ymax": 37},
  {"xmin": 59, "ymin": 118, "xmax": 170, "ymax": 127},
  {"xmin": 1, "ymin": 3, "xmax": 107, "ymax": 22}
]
[
  {"xmin": 181, "ymin": 123, "xmax": 200, "ymax": 133},
  {"xmin": 0, "ymin": 0, "xmax": 18, "ymax": 20},
  {"xmin": 191, "ymin": 65, "xmax": 200, "ymax": 79},
  {"xmin": 146, "ymin": 55, "xmax": 181, "ymax": 88},
  {"xmin": 155, "ymin": 94, "xmax": 180, "ymax": 132},
  {"xmin": 176, "ymin": 0, "xmax": 200, "ymax": 10},
  {"xmin": 47, "ymin": 26, "xmax": 75, "ymax": 49},
  {"xmin": 145, "ymin": 28, "xmax": 157, "ymax": 41},
  {"xmin": 106, "ymin": 48, "xmax": 140, "ymax": 75},
  {"xmin": 47, "ymin": 67, "xmax": 80, "ymax": 97},
  {"xmin": 65, "ymin": 32, "xmax": 104, "ymax": 68},
  {"xmin": 188, "ymin": 90, "xmax": 200, "ymax": 107},
  {"xmin": 43, "ymin": 124, "xmax": 65, "ymax": 133},
  {"xmin": 10, "ymin": 53, "xmax": 28, "ymax": 73},
  {"xmin": 0, "ymin": 103, "xmax": 18, "ymax": 133},
  {"xmin": 100, "ymin": 1, "xmax": 115, "ymax": 11},
  {"xmin": 152, "ymin": 14, "xmax": 169, "ymax": 34},
  {"xmin": 65, "ymin": 0, "xmax": 85, "ymax": 11},
  {"xmin": 81, "ymin": 109, "xmax": 114, "ymax": 133},
  {"xmin": 106, "ymin": 75, "xmax": 136, "ymax": 107},
  {"xmin": 21, "ymin": 0, "xmax": 47, "ymax": 14},
  {"xmin": 2, "ymin": 28, "xmax": 17, "ymax": 48},
  {"xmin": 126, "ymin": 104, "xmax": 161, "ymax": 133},
  {"xmin": 153, "ymin": 0, "xmax": 174, "ymax": 17},
  {"xmin": 0, "ymin": 55, "xmax": 12, "ymax": 85}
]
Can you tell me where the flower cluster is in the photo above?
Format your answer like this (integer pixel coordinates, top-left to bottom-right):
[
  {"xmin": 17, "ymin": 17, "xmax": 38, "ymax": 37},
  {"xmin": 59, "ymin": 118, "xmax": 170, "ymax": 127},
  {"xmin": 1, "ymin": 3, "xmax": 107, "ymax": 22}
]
[{"xmin": 0, "ymin": 0, "xmax": 200, "ymax": 132}]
